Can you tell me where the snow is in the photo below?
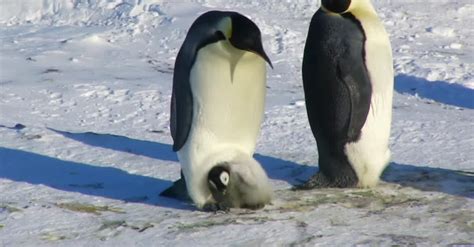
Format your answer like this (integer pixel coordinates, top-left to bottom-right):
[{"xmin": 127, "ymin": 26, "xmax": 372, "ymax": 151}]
[{"xmin": 0, "ymin": 0, "xmax": 473, "ymax": 246}]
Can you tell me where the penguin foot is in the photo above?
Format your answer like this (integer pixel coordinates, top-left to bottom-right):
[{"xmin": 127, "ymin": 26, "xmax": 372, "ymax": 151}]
[
  {"xmin": 159, "ymin": 177, "xmax": 191, "ymax": 202},
  {"xmin": 202, "ymin": 202, "xmax": 230, "ymax": 213},
  {"xmin": 292, "ymin": 173, "xmax": 332, "ymax": 190},
  {"xmin": 293, "ymin": 172, "xmax": 358, "ymax": 190},
  {"xmin": 241, "ymin": 203, "xmax": 265, "ymax": 210}
]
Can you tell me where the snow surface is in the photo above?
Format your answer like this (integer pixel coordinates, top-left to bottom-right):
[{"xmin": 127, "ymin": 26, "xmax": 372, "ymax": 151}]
[{"xmin": 0, "ymin": 0, "xmax": 473, "ymax": 246}]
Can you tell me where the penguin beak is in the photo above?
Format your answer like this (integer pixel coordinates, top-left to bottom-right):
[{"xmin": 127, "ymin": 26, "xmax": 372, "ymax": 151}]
[
  {"xmin": 244, "ymin": 40, "xmax": 273, "ymax": 69},
  {"xmin": 229, "ymin": 38, "xmax": 273, "ymax": 69},
  {"xmin": 252, "ymin": 47, "xmax": 273, "ymax": 69},
  {"xmin": 229, "ymin": 47, "xmax": 272, "ymax": 83}
]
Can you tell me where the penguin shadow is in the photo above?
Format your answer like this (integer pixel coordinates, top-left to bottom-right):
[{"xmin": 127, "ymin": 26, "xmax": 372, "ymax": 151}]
[
  {"xmin": 395, "ymin": 74, "xmax": 474, "ymax": 109},
  {"xmin": 48, "ymin": 128, "xmax": 178, "ymax": 162},
  {"xmin": 382, "ymin": 162, "xmax": 474, "ymax": 198},
  {"xmin": 255, "ymin": 154, "xmax": 316, "ymax": 186},
  {"xmin": 42, "ymin": 129, "xmax": 310, "ymax": 204},
  {"xmin": 0, "ymin": 146, "xmax": 191, "ymax": 210}
]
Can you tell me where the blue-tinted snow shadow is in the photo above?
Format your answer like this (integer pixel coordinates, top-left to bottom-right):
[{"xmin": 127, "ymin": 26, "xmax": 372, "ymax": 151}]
[
  {"xmin": 395, "ymin": 74, "xmax": 474, "ymax": 109},
  {"xmin": 382, "ymin": 163, "xmax": 474, "ymax": 198},
  {"xmin": 48, "ymin": 128, "xmax": 178, "ymax": 162},
  {"xmin": 50, "ymin": 129, "xmax": 312, "ymax": 186},
  {"xmin": 255, "ymin": 154, "xmax": 316, "ymax": 185},
  {"xmin": 0, "ymin": 147, "xmax": 192, "ymax": 210}
]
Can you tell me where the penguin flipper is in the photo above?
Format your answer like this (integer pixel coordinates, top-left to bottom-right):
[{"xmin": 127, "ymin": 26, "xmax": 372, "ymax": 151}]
[
  {"xmin": 160, "ymin": 172, "xmax": 191, "ymax": 202},
  {"xmin": 170, "ymin": 47, "xmax": 194, "ymax": 152},
  {"xmin": 336, "ymin": 51, "xmax": 372, "ymax": 142}
]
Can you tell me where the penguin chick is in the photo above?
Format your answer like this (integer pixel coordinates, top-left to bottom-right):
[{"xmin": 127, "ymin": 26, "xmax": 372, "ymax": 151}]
[{"xmin": 207, "ymin": 158, "xmax": 273, "ymax": 210}]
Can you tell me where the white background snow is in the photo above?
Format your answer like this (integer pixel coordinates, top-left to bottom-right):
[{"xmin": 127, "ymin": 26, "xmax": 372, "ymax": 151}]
[{"xmin": 0, "ymin": 0, "xmax": 473, "ymax": 246}]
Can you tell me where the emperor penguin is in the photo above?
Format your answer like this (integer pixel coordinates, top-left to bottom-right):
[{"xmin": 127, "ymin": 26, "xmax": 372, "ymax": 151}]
[
  {"xmin": 161, "ymin": 11, "xmax": 273, "ymax": 210},
  {"xmin": 298, "ymin": 0, "xmax": 394, "ymax": 188}
]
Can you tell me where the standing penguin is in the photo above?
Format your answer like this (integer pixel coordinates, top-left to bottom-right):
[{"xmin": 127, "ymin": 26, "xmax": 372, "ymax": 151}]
[
  {"xmin": 299, "ymin": 0, "xmax": 393, "ymax": 188},
  {"xmin": 161, "ymin": 11, "xmax": 273, "ymax": 210}
]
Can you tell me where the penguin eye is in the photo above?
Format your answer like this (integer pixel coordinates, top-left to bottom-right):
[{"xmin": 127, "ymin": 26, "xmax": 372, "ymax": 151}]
[
  {"xmin": 215, "ymin": 30, "xmax": 226, "ymax": 40},
  {"xmin": 220, "ymin": 172, "xmax": 229, "ymax": 186}
]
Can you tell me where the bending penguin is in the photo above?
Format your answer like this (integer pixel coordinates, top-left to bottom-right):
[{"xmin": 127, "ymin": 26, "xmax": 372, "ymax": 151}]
[
  {"xmin": 161, "ymin": 11, "xmax": 273, "ymax": 210},
  {"xmin": 299, "ymin": 0, "xmax": 394, "ymax": 188}
]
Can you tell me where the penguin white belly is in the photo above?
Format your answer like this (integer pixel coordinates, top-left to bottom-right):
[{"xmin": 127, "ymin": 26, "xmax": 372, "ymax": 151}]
[
  {"xmin": 178, "ymin": 41, "xmax": 266, "ymax": 207},
  {"xmin": 344, "ymin": 14, "xmax": 394, "ymax": 187}
]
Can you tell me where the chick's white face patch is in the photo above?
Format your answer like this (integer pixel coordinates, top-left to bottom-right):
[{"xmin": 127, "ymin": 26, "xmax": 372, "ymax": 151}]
[{"xmin": 220, "ymin": 171, "xmax": 230, "ymax": 186}]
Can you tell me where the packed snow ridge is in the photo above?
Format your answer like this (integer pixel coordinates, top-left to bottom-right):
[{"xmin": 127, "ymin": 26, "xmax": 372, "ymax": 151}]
[{"xmin": 0, "ymin": 0, "xmax": 168, "ymax": 25}]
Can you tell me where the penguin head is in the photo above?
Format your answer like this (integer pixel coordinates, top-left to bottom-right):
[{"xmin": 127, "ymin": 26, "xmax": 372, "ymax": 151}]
[
  {"xmin": 321, "ymin": 0, "xmax": 352, "ymax": 13},
  {"xmin": 226, "ymin": 13, "xmax": 273, "ymax": 68},
  {"xmin": 207, "ymin": 165, "xmax": 230, "ymax": 194},
  {"xmin": 207, "ymin": 159, "xmax": 272, "ymax": 210},
  {"xmin": 188, "ymin": 11, "xmax": 272, "ymax": 68},
  {"xmin": 321, "ymin": 0, "xmax": 375, "ymax": 14}
]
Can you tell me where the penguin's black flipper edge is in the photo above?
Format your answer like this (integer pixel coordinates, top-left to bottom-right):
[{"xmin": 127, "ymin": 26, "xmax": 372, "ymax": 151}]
[
  {"xmin": 160, "ymin": 177, "xmax": 191, "ymax": 202},
  {"xmin": 170, "ymin": 40, "xmax": 197, "ymax": 152},
  {"xmin": 336, "ymin": 57, "xmax": 372, "ymax": 142}
]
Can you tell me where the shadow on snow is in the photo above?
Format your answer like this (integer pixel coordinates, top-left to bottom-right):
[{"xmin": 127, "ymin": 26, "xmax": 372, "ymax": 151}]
[
  {"xmin": 395, "ymin": 74, "xmax": 474, "ymax": 109},
  {"xmin": 0, "ymin": 146, "xmax": 191, "ymax": 210},
  {"xmin": 0, "ymin": 129, "xmax": 310, "ymax": 209},
  {"xmin": 48, "ymin": 129, "xmax": 312, "ymax": 186},
  {"xmin": 48, "ymin": 128, "xmax": 178, "ymax": 162},
  {"xmin": 383, "ymin": 163, "xmax": 474, "ymax": 198},
  {"xmin": 1, "ymin": 129, "xmax": 471, "ymax": 210}
]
